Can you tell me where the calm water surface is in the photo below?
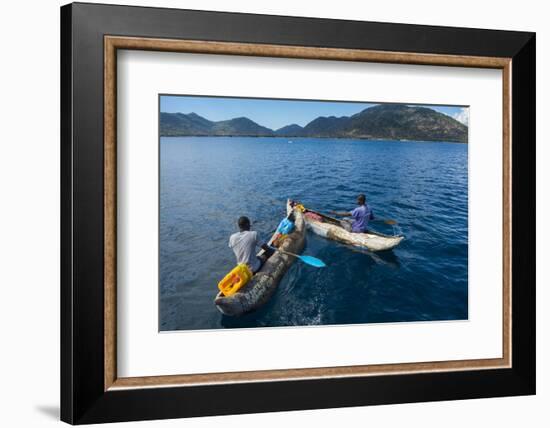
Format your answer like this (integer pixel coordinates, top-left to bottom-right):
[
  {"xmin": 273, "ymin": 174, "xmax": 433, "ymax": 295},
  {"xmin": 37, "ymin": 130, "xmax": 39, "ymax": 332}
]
[{"xmin": 160, "ymin": 137, "xmax": 468, "ymax": 331}]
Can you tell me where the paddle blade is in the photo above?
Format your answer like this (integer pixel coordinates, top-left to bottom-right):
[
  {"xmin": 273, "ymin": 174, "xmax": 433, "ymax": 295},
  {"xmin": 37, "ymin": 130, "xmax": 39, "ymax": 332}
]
[{"xmin": 298, "ymin": 255, "xmax": 326, "ymax": 268}]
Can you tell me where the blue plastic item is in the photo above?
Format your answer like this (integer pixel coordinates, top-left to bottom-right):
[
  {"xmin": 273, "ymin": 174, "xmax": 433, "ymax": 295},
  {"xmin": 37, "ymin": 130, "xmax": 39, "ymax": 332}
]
[{"xmin": 276, "ymin": 218, "xmax": 295, "ymax": 235}]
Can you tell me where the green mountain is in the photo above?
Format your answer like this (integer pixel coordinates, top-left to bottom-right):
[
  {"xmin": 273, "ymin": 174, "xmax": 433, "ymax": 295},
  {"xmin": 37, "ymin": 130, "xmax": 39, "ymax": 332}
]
[
  {"xmin": 160, "ymin": 113, "xmax": 273, "ymax": 137},
  {"xmin": 302, "ymin": 115, "xmax": 349, "ymax": 137},
  {"xmin": 160, "ymin": 104, "xmax": 468, "ymax": 142},
  {"xmin": 300, "ymin": 104, "xmax": 467, "ymax": 142},
  {"xmin": 159, "ymin": 112, "xmax": 213, "ymax": 136},
  {"xmin": 274, "ymin": 124, "xmax": 305, "ymax": 136},
  {"xmin": 344, "ymin": 104, "xmax": 468, "ymax": 142},
  {"xmin": 210, "ymin": 117, "xmax": 274, "ymax": 136}
]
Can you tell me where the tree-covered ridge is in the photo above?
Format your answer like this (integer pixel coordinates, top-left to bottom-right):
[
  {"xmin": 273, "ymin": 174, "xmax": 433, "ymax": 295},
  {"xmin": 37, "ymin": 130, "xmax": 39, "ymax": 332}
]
[{"xmin": 160, "ymin": 104, "xmax": 468, "ymax": 143}]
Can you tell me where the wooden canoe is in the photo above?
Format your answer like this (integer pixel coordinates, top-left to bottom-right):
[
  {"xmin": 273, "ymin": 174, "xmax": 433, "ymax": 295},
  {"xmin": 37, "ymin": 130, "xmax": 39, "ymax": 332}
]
[
  {"xmin": 301, "ymin": 204, "xmax": 404, "ymax": 251},
  {"xmin": 214, "ymin": 200, "xmax": 306, "ymax": 317}
]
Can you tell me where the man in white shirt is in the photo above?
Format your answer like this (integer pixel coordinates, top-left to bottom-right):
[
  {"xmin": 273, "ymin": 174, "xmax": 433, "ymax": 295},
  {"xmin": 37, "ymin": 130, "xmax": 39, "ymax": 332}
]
[{"xmin": 229, "ymin": 216, "xmax": 271, "ymax": 273}]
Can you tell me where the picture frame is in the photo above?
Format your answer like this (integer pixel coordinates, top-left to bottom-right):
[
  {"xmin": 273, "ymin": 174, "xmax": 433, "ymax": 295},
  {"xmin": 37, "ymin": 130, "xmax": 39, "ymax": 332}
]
[{"xmin": 60, "ymin": 2, "xmax": 535, "ymax": 424}]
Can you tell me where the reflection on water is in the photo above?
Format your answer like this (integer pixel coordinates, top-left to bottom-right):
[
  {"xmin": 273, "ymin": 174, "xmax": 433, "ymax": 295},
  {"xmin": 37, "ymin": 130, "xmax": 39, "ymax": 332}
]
[{"xmin": 160, "ymin": 137, "xmax": 468, "ymax": 331}]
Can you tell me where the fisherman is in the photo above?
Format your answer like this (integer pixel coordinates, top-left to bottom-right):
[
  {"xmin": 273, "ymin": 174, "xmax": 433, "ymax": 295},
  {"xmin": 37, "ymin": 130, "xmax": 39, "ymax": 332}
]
[
  {"xmin": 331, "ymin": 194, "xmax": 374, "ymax": 233},
  {"xmin": 229, "ymin": 216, "xmax": 272, "ymax": 273}
]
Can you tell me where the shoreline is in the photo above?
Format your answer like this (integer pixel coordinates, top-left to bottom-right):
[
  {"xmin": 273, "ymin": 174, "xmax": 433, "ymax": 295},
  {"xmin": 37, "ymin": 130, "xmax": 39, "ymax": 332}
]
[{"xmin": 159, "ymin": 135, "xmax": 467, "ymax": 144}]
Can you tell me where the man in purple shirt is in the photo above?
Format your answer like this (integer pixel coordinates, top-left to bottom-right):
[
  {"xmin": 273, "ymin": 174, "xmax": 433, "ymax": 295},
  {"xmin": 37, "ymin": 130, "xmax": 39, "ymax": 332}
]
[{"xmin": 331, "ymin": 194, "xmax": 374, "ymax": 233}]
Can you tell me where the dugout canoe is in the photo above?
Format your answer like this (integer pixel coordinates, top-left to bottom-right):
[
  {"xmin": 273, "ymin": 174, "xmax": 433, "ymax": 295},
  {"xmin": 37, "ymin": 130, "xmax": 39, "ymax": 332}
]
[
  {"xmin": 300, "ymin": 204, "xmax": 404, "ymax": 251},
  {"xmin": 214, "ymin": 200, "xmax": 306, "ymax": 317}
]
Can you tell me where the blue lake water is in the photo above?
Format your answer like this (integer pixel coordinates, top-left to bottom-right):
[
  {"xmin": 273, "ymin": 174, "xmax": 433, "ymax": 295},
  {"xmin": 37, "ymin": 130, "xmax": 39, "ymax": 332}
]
[{"xmin": 160, "ymin": 137, "xmax": 468, "ymax": 331}]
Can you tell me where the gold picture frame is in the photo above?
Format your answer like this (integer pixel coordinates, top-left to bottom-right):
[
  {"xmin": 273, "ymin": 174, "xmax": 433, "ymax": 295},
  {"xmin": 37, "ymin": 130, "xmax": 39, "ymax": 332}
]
[{"xmin": 103, "ymin": 35, "xmax": 512, "ymax": 391}]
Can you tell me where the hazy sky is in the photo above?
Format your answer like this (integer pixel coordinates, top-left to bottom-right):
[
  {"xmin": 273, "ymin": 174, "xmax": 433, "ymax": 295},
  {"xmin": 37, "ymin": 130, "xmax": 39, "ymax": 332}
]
[{"xmin": 160, "ymin": 95, "xmax": 469, "ymax": 130}]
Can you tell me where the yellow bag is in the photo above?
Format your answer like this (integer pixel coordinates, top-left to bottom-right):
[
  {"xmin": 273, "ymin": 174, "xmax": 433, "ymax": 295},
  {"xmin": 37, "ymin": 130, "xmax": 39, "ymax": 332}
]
[{"xmin": 218, "ymin": 264, "xmax": 253, "ymax": 296}]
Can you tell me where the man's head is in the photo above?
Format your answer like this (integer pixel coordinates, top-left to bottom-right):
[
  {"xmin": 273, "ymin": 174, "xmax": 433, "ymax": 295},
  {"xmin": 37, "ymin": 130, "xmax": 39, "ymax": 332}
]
[
  {"xmin": 238, "ymin": 216, "xmax": 251, "ymax": 231},
  {"xmin": 357, "ymin": 194, "xmax": 366, "ymax": 205}
]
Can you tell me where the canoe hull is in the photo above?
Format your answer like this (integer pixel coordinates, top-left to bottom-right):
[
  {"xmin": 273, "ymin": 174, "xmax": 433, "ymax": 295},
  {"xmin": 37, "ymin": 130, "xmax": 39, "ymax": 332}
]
[
  {"xmin": 304, "ymin": 210, "xmax": 403, "ymax": 251},
  {"xmin": 214, "ymin": 200, "xmax": 305, "ymax": 317}
]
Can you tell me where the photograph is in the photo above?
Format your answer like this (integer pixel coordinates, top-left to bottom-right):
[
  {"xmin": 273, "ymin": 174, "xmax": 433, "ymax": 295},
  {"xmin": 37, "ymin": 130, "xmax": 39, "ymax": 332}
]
[
  {"xmin": 159, "ymin": 95, "xmax": 469, "ymax": 331},
  {"xmin": 55, "ymin": 2, "xmax": 537, "ymax": 424}
]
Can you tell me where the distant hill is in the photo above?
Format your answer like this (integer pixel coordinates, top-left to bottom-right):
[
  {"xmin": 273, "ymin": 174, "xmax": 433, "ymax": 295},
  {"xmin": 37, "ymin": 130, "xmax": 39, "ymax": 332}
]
[
  {"xmin": 160, "ymin": 104, "xmax": 468, "ymax": 142},
  {"xmin": 302, "ymin": 115, "xmax": 349, "ymax": 137},
  {"xmin": 160, "ymin": 112, "xmax": 214, "ymax": 136},
  {"xmin": 210, "ymin": 117, "xmax": 274, "ymax": 136},
  {"xmin": 160, "ymin": 112, "xmax": 273, "ymax": 137},
  {"xmin": 345, "ymin": 104, "xmax": 467, "ymax": 142},
  {"xmin": 274, "ymin": 124, "xmax": 304, "ymax": 136}
]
